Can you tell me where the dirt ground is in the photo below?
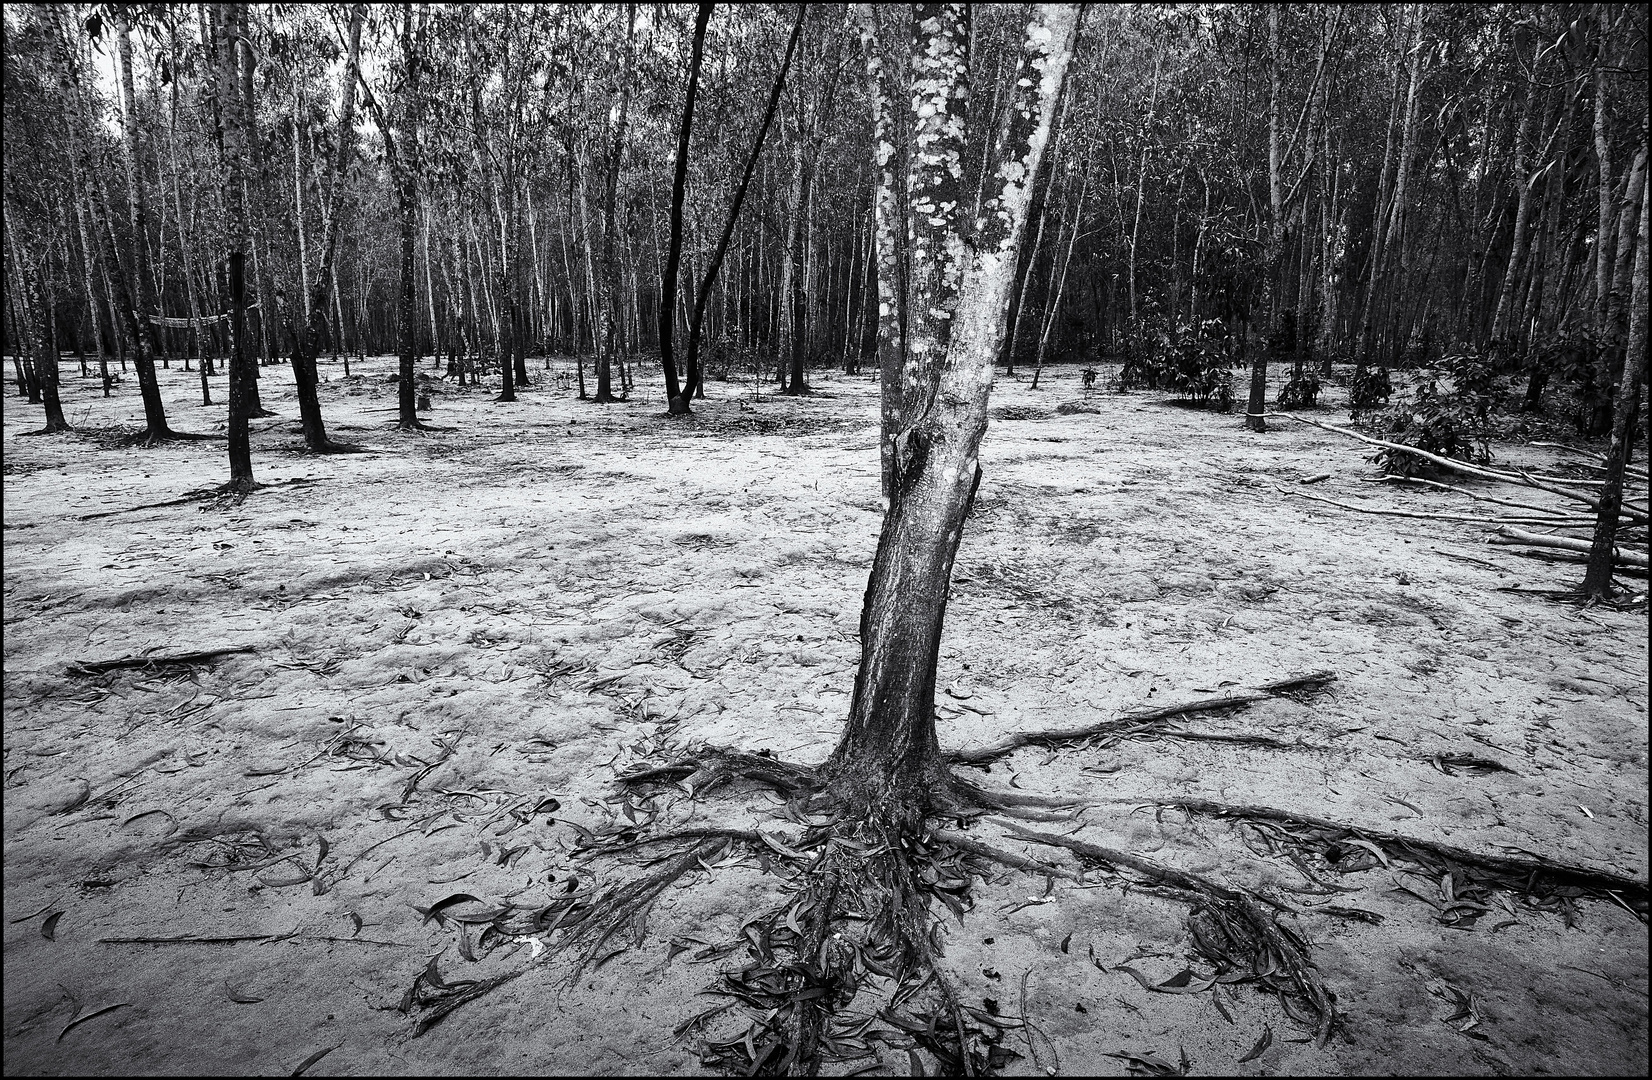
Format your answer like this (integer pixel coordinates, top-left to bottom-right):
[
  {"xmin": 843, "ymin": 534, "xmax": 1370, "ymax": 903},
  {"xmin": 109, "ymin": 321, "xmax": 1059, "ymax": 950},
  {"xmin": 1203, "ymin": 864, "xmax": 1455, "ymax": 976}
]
[{"xmin": 3, "ymin": 353, "xmax": 1647, "ymax": 1077}]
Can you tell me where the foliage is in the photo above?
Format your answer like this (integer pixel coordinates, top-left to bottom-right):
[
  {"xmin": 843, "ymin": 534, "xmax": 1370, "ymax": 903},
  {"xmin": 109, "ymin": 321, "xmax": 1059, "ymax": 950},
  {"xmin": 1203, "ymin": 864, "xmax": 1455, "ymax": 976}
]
[
  {"xmin": 1276, "ymin": 370, "xmax": 1320, "ymax": 409},
  {"xmin": 1438, "ymin": 350, "xmax": 1505, "ymax": 423},
  {"xmin": 1539, "ymin": 338, "xmax": 1620, "ymax": 437},
  {"xmin": 1348, "ymin": 366, "xmax": 1393, "ymax": 412},
  {"xmin": 1366, "ymin": 377, "xmax": 1492, "ymax": 477},
  {"xmin": 1119, "ymin": 314, "xmax": 1232, "ymax": 410}
]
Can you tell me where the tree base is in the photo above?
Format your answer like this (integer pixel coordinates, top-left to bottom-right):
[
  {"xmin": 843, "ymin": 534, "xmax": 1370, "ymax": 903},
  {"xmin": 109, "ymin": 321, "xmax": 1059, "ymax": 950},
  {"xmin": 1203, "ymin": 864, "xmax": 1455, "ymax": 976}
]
[{"xmin": 404, "ymin": 740, "xmax": 1366, "ymax": 1069}]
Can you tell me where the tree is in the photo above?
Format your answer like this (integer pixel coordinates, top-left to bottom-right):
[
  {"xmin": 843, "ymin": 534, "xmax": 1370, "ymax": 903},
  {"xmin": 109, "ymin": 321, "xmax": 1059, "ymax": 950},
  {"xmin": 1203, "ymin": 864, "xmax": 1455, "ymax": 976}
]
[
  {"xmin": 1583, "ymin": 146, "xmax": 1649, "ymax": 599},
  {"xmin": 681, "ymin": 4, "xmax": 805, "ymax": 404},
  {"xmin": 289, "ymin": 1, "xmax": 366, "ymax": 453},
  {"xmin": 358, "ymin": 1, "xmax": 434, "ymax": 431},
  {"xmin": 823, "ymin": 1, "xmax": 1079, "ymax": 818},
  {"xmin": 213, "ymin": 2, "xmax": 256, "ymax": 491},
  {"xmin": 659, "ymin": 2, "xmax": 713, "ymax": 416}
]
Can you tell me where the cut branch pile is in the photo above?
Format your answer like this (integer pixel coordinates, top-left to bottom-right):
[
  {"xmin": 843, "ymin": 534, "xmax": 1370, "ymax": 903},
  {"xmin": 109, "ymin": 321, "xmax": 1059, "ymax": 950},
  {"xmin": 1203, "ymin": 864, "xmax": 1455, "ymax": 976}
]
[{"xmin": 1275, "ymin": 414, "xmax": 1650, "ymax": 575}]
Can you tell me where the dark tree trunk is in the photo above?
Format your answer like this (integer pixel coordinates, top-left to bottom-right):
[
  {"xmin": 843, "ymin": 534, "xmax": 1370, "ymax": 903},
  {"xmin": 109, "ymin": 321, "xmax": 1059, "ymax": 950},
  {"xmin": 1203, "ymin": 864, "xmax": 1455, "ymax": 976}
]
[
  {"xmin": 684, "ymin": 4, "xmax": 802, "ymax": 403},
  {"xmin": 292, "ymin": 1, "xmax": 366, "ymax": 452},
  {"xmin": 659, "ymin": 2, "xmax": 712, "ymax": 415},
  {"xmin": 1583, "ymin": 166, "xmax": 1649, "ymax": 599},
  {"xmin": 217, "ymin": 3, "xmax": 255, "ymax": 487}
]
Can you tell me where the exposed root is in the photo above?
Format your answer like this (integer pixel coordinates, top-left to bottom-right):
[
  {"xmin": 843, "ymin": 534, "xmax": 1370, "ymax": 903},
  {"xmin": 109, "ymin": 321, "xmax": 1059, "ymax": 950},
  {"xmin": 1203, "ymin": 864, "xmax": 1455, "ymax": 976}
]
[
  {"xmin": 616, "ymin": 747, "xmax": 822, "ymax": 801},
  {"xmin": 211, "ymin": 478, "xmax": 258, "ymax": 506},
  {"xmin": 66, "ymin": 645, "xmax": 255, "ymax": 676},
  {"xmin": 559, "ymin": 838, "xmax": 731, "ymax": 983},
  {"xmin": 949, "ymin": 670, "xmax": 1337, "ymax": 765},
  {"xmin": 1154, "ymin": 797, "xmax": 1649, "ymax": 919},
  {"xmin": 998, "ymin": 822, "xmax": 1337, "ymax": 1045},
  {"xmin": 306, "ymin": 438, "xmax": 372, "ymax": 454}
]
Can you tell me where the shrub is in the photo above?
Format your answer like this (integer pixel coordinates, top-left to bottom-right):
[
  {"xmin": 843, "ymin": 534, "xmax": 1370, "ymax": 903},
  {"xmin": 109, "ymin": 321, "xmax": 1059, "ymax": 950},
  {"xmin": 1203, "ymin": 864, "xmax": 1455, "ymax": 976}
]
[
  {"xmin": 1276, "ymin": 371, "xmax": 1321, "ymax": 409},
  {"xmin": 1164, "ymin": 318, "xmax": 1233, "ymax": 411},
  {"xmin": 1438, "ymin": 351, "xmax": 1504, "ymax": 423},
  {"xmin": 1348, "ymin": 366, "xmax": 1392, "ymax": 411},
  {"xmin": 1367, "ymin": 378, "xmax": 1490, "ymax": 477}
]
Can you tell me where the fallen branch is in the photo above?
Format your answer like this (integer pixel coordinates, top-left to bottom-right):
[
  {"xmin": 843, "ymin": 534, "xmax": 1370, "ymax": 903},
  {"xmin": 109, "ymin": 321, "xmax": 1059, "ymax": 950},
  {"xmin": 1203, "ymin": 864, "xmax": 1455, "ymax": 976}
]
[
  {"xmin": 1369, "ymin": 474, "xmax": 1579, "ymax": 518},
  {"xmin": 1275, "ymin": 414, "xmax": 1650, "ymax": 522},
  {"xmin": 1531, "ymin": 441, "xmax": 1651, "ymax": 482},
  {"xmin": 1491, "ymin": 527, "xmax": 1649, "ymax": 568},
  {"xmin": 68, "ymin": 645, "xmax": 255, "ymax": 676},
  {"xmin": 947, "ymin": 671, "xmax": 1337, "ymax": 766},
  {"xmin": 1281, "ymin": 485, "xmax": 1582, "ymax": 525}
]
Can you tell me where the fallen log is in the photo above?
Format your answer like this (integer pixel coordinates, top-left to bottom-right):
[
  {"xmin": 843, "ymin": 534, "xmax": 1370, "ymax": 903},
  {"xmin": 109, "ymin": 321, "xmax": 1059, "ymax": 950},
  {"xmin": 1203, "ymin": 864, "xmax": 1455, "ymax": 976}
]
[{"xmin": 1491, "ymin": 526, "xmax": 1650, "ymax": 568}]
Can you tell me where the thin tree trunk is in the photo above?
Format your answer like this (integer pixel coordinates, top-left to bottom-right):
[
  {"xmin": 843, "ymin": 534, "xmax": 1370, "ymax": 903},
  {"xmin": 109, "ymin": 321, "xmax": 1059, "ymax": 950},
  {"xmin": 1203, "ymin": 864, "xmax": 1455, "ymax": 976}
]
[
  {"xmin": 112, "ymin": 8, "xmax": 178, "ymax": 439},
  {"xmin": 659, "ymin": 2, "xmax": 712, "ymax": 413},
  {"xmin": 1582, "ymin": 165, "xmax": 1649, "ymax": 598},
  {"xmin": 215, "ymin": 2, "xmax": 255, "ymax": 487},
  {"xmin": 684, "ymin": 4, "xmax": 803, "ymax": 402},
  {"xmin": 292, "ymin": 2, "xmax": 366, "ymax": 451}
]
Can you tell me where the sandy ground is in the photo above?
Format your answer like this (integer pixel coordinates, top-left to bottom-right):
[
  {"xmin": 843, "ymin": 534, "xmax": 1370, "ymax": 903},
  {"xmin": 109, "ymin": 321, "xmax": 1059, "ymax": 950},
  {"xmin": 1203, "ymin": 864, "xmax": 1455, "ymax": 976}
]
[{"xmin": 3, "ymin": 352, "xmax": 1647, "ymax": 1077}]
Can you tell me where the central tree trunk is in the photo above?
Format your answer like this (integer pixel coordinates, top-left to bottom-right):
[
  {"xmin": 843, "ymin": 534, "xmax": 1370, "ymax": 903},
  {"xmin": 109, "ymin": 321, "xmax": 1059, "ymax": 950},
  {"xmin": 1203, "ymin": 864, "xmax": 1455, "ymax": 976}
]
[{"xmin": 826, "ymin": 3, "xmax": 1080, "ymax": 820}]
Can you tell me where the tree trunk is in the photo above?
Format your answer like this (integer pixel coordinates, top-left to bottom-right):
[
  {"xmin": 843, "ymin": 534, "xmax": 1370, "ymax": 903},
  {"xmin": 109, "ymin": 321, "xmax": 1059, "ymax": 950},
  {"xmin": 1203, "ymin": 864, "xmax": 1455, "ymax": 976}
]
[
  {"xmin": 825, "ymin": 3, "xmax": 1079, "ymax": 820},
  {"xmin": 685, "ymin": 4, "xmax": 803, "ymax": 402},
  {"xmin": 778, "ymin": 133, "xmax": 810, "ymax": 394},
  {"xmin": 1247, "ymin": 2, "xmax": 1285, "ymax": 432},
  {"xmin": 592, "ymin": 4, "xmax": 636, "ymax": 404},
  {"xmin": 112, "ymin": 9, "xmax": 177, "ymax": 439},
  {"xmin": 658, "ymin": 2, "xmax": 712, "ymax": 414},
  {"xmin": 216, "ymin": 3, "xmax": 255, "ymax": 487},
  {"xmin": 1582, "ymin": 163, "xmax": 1649, "ymax": 598},
  {"xmin": 292, "ymin": 2, "xmax": 366, "ymax": 451}
]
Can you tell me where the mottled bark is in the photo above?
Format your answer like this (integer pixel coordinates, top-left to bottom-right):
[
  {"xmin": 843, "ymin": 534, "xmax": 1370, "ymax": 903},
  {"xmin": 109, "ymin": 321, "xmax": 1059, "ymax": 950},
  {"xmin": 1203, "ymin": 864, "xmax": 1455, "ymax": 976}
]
[
  {"xmin": 827, "ymin": 3, "xmax": 1081, "ymax": 819},
  {"xmin": 861, "ymin": 5, "xmax": 912, "ymax": 499}
]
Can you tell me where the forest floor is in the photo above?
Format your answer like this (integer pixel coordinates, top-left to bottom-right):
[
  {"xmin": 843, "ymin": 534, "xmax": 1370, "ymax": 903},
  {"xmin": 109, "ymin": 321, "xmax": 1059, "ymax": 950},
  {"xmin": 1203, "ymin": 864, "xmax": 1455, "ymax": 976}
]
[{"xmin": 3, "ymin": 354, "xmax": 1647, "ymax": 1077}]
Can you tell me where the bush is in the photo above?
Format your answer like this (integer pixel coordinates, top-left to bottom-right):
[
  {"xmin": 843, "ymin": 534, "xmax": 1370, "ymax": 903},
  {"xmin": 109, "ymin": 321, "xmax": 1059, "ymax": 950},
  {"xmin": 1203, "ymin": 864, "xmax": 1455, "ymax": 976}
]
[
  {"xmin": 1276, "ymin": 371, "xmax": 1320, "ymax": 409},
  {"xmin": 1163, "ymin": 318, "xmax": 1234, "ymax": 411},
  {"xmin": 1367, "ymin": 378, "xmax": 1490, "ymax": 477},
  {"xmin": 1118, "ymin": 314, "xmax": 1170, "ymax": 391},
  {"xmin": 1348, "ymin": 366, "xmax": 1392, "ymax": 411},
  {"xmin": 1438, "ymin": 351, "xmax": 1504, "ymax": 423}
]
